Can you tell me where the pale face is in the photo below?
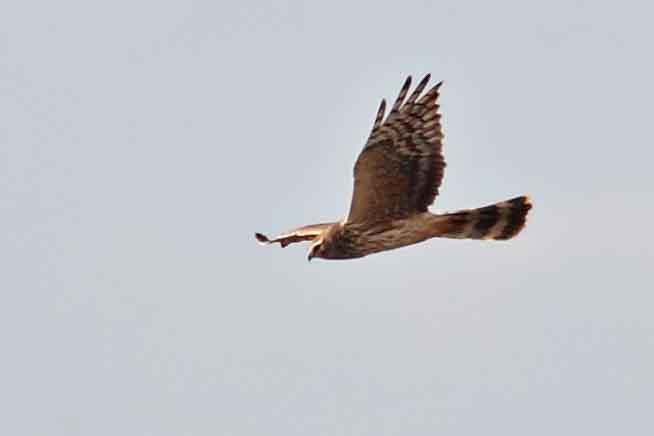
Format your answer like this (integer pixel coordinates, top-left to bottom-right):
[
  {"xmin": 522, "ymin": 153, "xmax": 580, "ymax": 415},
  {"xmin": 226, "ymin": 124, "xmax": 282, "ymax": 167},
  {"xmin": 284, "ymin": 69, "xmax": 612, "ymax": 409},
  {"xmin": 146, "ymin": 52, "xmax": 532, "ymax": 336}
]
[{"xmin": 307, "ymin": 238, "xmax": 324, "ymax": 261}]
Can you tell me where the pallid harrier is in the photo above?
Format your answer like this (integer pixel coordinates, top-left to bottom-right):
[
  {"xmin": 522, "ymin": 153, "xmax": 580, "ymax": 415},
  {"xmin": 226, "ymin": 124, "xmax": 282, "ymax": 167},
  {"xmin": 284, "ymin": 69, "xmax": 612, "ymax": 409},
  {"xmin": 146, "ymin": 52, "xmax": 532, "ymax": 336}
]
[{"xmin": 255, "ymin": 74, "xmax": 532, "ymax": 261}]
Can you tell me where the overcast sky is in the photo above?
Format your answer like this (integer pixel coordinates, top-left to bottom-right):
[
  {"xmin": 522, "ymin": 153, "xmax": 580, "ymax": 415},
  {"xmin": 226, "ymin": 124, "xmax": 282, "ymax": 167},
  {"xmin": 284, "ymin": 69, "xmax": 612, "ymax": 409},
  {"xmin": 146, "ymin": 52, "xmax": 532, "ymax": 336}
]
[{"xmin": 2, "ymin": 1, "xmax": 653, "ymax": 435}]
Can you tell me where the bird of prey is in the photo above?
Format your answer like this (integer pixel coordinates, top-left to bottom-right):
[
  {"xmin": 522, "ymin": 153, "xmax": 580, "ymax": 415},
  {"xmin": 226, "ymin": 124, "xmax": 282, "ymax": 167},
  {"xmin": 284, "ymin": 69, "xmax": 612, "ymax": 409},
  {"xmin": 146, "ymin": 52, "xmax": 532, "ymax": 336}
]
[{"xmin": 255, "ymin": 74, "xmax": 532, "ymax": 261}]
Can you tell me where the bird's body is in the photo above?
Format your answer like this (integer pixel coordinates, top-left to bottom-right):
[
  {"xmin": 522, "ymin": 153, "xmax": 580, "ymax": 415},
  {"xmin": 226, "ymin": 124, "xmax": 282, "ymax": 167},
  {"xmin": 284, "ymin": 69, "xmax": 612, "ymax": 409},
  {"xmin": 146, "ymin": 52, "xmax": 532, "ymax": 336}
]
[
  {"xmin": 310, "ymin": 215, "xmax": 441, "ymax": 260},
  {"xmin": 255, "ymin": 74, "xmax": 532, "ymax": 261}
]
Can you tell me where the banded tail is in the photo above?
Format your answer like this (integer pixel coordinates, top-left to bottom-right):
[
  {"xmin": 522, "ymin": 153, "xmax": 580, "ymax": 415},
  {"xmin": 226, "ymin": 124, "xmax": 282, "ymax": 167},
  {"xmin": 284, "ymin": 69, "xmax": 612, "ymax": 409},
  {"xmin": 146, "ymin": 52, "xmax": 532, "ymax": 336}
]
[{"xmin": 435, "ymin": 196, "xmax": 532, "ymax": 240}]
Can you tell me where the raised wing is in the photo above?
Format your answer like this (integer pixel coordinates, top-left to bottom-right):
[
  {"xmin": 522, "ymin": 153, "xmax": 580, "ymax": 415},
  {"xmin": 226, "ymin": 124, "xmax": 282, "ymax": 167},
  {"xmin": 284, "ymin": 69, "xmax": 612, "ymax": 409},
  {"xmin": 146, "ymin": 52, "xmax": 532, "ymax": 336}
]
[
  {"xmin": 347, "ymin": 74, "xmax": 445, "ymax": 224},
  {"xmin": 255, "ymin": 222, "xmax": 335, "ymax": 247}
]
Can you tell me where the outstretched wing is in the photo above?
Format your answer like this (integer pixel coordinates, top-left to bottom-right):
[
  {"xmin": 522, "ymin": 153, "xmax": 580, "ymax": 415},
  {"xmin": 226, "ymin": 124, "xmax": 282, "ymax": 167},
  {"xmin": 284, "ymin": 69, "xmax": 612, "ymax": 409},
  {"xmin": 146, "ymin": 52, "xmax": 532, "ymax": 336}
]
[
  {"xmin": 255, "ymin": 222, "xmax": 335, "ymax": 247},
  {"xmin": 347, "ymin": 74, "xmax": 445, "ymax": 224}
]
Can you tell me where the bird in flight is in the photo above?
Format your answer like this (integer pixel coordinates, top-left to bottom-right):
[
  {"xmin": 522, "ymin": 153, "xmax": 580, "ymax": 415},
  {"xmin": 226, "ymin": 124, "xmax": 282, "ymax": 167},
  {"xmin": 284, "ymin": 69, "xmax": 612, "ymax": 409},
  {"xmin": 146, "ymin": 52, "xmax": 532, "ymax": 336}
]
[{"xmin": 255, "ymin": 74, "xmax": 532, "ymax": 261}]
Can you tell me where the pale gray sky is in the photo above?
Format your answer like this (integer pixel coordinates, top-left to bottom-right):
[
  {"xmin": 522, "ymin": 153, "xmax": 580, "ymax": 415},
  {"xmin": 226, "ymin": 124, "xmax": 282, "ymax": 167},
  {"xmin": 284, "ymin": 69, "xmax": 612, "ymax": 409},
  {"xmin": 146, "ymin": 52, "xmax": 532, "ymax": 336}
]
[{"xmin": 2, "ymin": 1, "xmax": 653, "ymax": 435}]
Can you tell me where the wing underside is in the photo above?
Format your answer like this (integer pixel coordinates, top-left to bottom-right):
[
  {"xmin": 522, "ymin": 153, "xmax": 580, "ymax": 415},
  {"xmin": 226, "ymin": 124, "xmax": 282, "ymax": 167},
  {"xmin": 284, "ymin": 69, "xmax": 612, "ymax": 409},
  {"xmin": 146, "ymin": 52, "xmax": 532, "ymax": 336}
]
[{"xmin": 255, "ymin": 222, "xmax": 335, "ymax": 247}]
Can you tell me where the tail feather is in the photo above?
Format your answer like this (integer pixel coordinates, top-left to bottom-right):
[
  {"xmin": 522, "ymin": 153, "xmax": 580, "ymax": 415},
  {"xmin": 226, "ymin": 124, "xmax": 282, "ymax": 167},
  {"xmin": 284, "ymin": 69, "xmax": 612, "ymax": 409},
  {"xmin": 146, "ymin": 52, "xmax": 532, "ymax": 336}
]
[{"xmin": 437, "ymin": 196, "xmax": 532, "ymax": 240}]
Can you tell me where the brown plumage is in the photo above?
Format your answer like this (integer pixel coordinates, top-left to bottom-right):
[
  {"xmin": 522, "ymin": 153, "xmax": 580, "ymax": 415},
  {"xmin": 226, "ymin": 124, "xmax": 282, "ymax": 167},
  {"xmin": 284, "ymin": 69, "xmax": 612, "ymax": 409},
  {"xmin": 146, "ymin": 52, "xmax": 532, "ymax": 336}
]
[{"xmin": 255, "ymin": 75, "xmax": 532, "ymax": 261}]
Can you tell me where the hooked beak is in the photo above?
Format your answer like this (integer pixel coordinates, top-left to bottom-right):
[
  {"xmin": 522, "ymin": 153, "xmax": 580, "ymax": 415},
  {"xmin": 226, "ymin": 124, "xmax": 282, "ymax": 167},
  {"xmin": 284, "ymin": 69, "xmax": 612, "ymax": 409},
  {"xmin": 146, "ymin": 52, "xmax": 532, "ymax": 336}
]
[{"xmin": 307, "ymin": 253, "xmax": 313, "ymax": 262}]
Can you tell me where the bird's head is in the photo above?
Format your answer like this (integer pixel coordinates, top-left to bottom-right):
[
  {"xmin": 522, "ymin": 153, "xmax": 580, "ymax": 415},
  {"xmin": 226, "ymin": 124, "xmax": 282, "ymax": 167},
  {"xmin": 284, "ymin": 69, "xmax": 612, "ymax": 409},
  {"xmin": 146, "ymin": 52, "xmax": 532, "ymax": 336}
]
[
  {"xmin": 307, "ymin": 237, "xmax": 325, "ymax": 262},
  {"xmin": 307, "ymin": 224, "xmax": 354, "ymax": 261}
]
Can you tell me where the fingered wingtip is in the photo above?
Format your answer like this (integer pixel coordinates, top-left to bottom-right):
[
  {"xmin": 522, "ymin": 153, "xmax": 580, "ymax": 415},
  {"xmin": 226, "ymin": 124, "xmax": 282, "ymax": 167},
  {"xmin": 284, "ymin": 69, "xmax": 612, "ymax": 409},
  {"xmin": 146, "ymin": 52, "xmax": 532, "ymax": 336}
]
[{"xmin": 255, "ymin": 232, "xmax": 270, "ymax": 244}]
